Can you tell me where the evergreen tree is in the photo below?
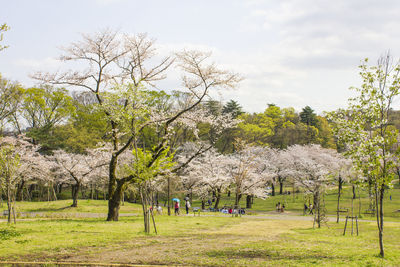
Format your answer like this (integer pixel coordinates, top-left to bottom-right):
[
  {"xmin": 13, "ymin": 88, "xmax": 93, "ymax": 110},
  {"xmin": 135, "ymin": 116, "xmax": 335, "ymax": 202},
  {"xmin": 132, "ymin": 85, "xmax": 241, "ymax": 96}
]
[{"xmin": 223, "ymin": 100, "xmax": 243, "ymax": 118}]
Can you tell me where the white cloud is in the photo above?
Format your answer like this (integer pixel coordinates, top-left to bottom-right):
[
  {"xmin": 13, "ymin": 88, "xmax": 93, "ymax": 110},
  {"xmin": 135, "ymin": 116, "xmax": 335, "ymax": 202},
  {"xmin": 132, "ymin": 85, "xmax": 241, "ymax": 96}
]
[{"xmin": 13, "ymin": 57, "xmax": 61, "ymax": 69}]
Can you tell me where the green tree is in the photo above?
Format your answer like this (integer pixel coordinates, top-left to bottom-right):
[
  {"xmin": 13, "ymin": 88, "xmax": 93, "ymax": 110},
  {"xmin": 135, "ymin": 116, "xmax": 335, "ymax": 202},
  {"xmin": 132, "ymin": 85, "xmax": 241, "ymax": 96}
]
[
  {"xmin": 329, "ymin": 54, "xmax": 400, "ymax": 257},
  {"xmin": 19, "ymin": 86, "xmax": 75, "ymax": 148},
  {"xmin": 315, "ymin": 116, "xmax": 335, "ymax": 148},
  {"xmin": 222, "ymin": 100, "xmax": 243, "ymax": 118},
  {"xmin": 237, "ymin": 112, "xmax": 274, "ymax": 146},
  {"xmin": 0, "ymin": 144, "xmax": 20, "ymax": 224},
  {"xmin": 0, "ymin": 75, "xmax": 24, "ymax": 132},
  {"xmin": 300, "ymin": 106, "xmax": 318, "ymax": 126}
]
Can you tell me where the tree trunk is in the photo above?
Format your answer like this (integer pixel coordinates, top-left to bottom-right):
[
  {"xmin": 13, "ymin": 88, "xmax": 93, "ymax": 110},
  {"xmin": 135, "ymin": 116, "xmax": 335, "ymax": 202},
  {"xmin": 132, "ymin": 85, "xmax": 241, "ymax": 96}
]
[
  {"xmin": 7, "ymin": 187, "xmax": 12, "ymax": 224},
  {"xmin": 352, "ymin": 184, "xmax": 356, "ymax": 199},
  {"xmin": 71, "ymin": 182, "xmax": 80, "ymax": 207},
  {"xmin": 107, "ymin": 179, "xmax": 124, "ymax": 221},
  {"xmin": 313, "ymin": 190, "xmax": 320, "ymax": 228},
  {"xmin": 235, "ymin": 193, "xmax": 242, "ymax": 206},
  {"xmin": 375, "ymin": 185, "xmax": 385, "ymax": 257},
  {"xmin": 167, "ymin": 176, "xmax": 171, "ymax": 216},
  {"xmin": 140, "ymin": 186, "xmax": 150, "ymax": 233},
  {"xmin": 279, "ymin": 178, "xmax": 283, "ymax": 195},
  {"xmin": 214, "ymin": 188, "xmax": 221, "ymax": 210},
  {"xmin": 271, "ymin": 183, "xmax": 275, "ymax": 196},
  {"xmin": 246, "ymin": 194, "xmax": 252, "ymax": 209},
  {"xmin": 16, "ymin": 180, "xmax": 25, "ymax": 201},
  {"xmin": 201, "ymin": 200, "xmax": 205, "ymax": 210},
  {"xmin": 336, "ymin": 175, "xmax": 343, "ymax": 223},
  {"xmin": 107, "ymin": 155, "xmax": 121, "ymax": 221}
]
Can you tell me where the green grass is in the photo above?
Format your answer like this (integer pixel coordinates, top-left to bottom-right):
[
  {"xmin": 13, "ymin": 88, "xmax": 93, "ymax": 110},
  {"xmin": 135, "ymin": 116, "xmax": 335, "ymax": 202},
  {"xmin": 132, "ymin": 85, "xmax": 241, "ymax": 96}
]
[
  {"xmin": 189, "ymin": 183, "xmax": 400, "ymax": 221},
  {"xmin": 0, "ymin": 215, "xmax": 399, "ymax": 266},
  {"xmin": 0, "ymin": 184, "xmax": 398, "ymax": 265},
  {"xmin": 0, "ymin": 199, "xmax": 142, "ymax": 216}
]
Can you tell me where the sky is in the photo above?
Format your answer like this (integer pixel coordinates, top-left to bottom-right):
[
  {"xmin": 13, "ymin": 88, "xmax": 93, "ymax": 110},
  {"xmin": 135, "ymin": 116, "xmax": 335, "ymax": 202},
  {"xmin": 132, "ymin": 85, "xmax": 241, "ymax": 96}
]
[{"xmin": 1, "ymin": 0, "xmax": 400, "ymax": 114}]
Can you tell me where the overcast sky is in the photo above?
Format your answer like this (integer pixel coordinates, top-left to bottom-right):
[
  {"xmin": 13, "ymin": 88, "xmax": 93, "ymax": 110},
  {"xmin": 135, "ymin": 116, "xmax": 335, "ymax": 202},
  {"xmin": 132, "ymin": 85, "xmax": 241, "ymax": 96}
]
[{"xmin": 1, "ymin": 0, "xmax": 400, "ymax": 113}]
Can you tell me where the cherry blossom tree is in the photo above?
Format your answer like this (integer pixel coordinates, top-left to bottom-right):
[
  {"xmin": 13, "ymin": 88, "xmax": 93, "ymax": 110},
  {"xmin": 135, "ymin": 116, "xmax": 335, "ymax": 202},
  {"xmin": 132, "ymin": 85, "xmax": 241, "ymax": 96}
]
[
  {"xmin": 180, "ymin": 148, "xmax": 231, "ymax": 210},
  {"xmin": 33, "ymin": 30, "xmax": 242, "ymax": 221},
  {"xmin": 0, "ymin": 135, "xmax": 50, "ymax": 223},
  {"xmin": 285, "ymin": 144, "xmax": 341, "ymax": 228},
  {"xmin": 225, "ymin": 144, "xmax": 272, "ymax": 207},
  {"xmin": 0, "ymin": 143, "xmax": 20, "ymax": 224},
  {"xmin": 51, "ymin": 147, "xmax": 109, "ymax": 207},
  {"xmin": 267, "ymin": 148, "xmax": 292, "ymax": 196}
]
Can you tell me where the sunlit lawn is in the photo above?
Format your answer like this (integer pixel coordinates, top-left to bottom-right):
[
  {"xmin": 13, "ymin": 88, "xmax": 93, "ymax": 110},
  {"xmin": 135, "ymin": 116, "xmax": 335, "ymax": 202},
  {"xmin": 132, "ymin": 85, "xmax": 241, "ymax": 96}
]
[
  {"xmin": 0, "ymin": 184, "xmax": 399, "ymax": 265},
  {"xmin": 0, "ymin": 214, "xmax": 399, "ymax": 266},
  {"xmin": 2, "ymin": 199, "xmax": 142, "ymax": 217}
]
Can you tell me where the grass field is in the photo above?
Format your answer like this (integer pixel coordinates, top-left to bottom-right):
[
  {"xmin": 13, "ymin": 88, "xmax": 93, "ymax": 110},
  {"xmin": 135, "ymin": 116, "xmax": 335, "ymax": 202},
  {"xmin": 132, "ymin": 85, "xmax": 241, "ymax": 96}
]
[
  {"xmin": 0, "ymin": 185, "xmax": 399, "ymax": 266},
  {"xmin": 189, "ymin": 184, "xmax": 400, "ymax": 221},
  {"xmin": 0, "ymin": 211, "xmax": 399, "ymax": 266}
]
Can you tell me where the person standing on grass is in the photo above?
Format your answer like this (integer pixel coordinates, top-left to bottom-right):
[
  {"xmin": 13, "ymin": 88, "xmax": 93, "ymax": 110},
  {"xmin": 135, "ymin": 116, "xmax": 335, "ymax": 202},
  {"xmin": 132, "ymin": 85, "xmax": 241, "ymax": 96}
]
[
  {"xmin": 174, "ymin": 201, "xmax": 180, "ymax": 215},
  {"xmin": 185, "ymin": 199, "xmax": 191, "ymax": 214}
]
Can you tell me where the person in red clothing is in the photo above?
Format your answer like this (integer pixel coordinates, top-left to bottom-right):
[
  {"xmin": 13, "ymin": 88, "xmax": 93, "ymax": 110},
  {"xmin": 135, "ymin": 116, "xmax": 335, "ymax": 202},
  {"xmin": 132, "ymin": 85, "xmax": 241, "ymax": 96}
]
[{"xmin": 174, "ymin": 201, "xmax": 180, "ymax": 215}]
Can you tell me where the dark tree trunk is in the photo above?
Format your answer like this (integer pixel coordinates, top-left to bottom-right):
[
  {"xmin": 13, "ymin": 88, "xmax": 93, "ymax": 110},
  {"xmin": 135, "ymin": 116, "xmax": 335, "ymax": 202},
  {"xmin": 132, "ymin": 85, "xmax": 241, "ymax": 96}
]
[
  {"xmin": 313, "ymin": 190, "xmax": 321, "ymax": 228},
  {"xmin": 376, "ymin": 185, "xmax": 385, "ymax": 257},
  {"xmin": 271, "ymin": 183, "xmax": 275, "ymax": 196},
  {"xmin": 235, "ymin": 193, "xmax": 242, "ymax": 206},
  {"xmin": 107, "ymin": 155, "xmax": 121, "ymax": 221},
  {"xmin": 201, "ymin": 200, "xmax": 205, "ymax": 210},
  {"xmin": 246, "ymin": 195, "xmax": 252, "ymax": 209},
  {"xmin": 214, "ymin": 188, "xmax": 221, "ymax": 210},
  {"xmin": 279, "ymin": 178, "xmax": 283, "ymax": 195},
  {"xmin": 167, "ymin": 176, "xmax": 171, "ymax": 216},
  {"xmin": 336, "ymin": 175, "xmax": 343, "ymax": 223},
  {"xmin": 16, "ymin": 180, "xmax": 25, "ymax": 201},
  {"xmin": 352, "ymin": 184, "xmax": 356, "ymax": 199},
  {"xmin": 71, "ymin": 182, "xmax": 80, "ymax": 207},
  {"xmin": 107, "ymin": 180, "xmax": 124, "ymax": 221},
  {"xmin": 227, "ymin": 190, "xmax": 231, "ymax": 197}
]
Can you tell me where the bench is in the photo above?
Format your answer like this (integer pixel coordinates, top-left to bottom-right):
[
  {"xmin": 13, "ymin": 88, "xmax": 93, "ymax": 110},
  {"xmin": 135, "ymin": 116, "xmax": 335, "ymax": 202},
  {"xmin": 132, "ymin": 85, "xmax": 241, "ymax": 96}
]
[
  {"xmin": 336, "ymin": 207, "xmax": 349, "ymax": 213},
  {"xmin": 193, "ymin": 207, "xmax": 201, "ymax": 216},
  {"xmin": 364, "ymin": 209, "xmax": 375, "ymax": 215}
]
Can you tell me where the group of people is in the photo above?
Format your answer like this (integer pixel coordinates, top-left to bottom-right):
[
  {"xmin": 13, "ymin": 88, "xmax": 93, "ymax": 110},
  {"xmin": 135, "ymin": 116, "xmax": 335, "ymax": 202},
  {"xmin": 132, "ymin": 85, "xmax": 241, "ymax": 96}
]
[
  {"xmin": 276, "ymin": 202, "xmax": 285, "ymax": 212},
  {"xmin": 304, "ymin": 203, "xmax": 314, "ymax": 214},
  {"xmin": 173, "ymin": 198, "xmax": 191, "ymax": 215},
  {"xmin": 220, "ymin": 207, "xmax": 245, "ymax": 215}
]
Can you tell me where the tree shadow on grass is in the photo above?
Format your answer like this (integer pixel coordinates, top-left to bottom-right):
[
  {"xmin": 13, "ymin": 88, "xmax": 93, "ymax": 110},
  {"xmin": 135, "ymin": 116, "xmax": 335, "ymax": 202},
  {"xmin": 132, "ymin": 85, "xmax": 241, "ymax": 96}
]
[
  {"xmin": 207, "ymin": 247, "xmax": 342, "ymax": 261},
  {"xmin": 22, "ymin": 205, "xmax": 73, "ymax": 213}
]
